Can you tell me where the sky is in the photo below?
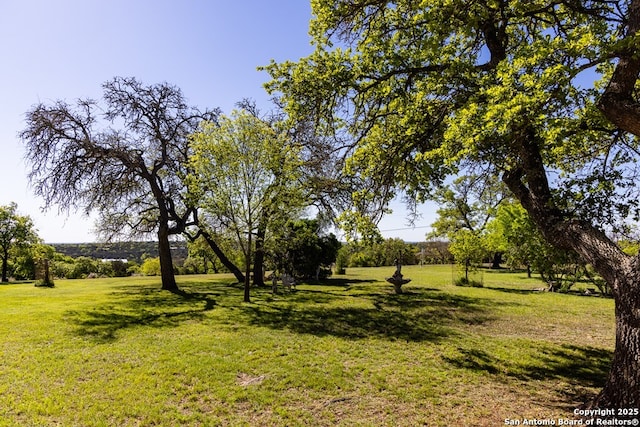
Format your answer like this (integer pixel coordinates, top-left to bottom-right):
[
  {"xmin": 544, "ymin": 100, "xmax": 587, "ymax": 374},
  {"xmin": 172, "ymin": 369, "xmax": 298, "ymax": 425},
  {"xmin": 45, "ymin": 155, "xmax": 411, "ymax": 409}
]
[{"xmin": 0, "ymin": 0, "xmax": 437, "ymax": 243}]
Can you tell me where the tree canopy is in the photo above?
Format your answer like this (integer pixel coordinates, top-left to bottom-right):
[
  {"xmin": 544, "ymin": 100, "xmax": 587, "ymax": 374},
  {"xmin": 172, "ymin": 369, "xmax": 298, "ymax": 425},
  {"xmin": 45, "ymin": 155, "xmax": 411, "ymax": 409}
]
[
  {"xmin": 189, "ymin": 108, "xmax": 306, "ymax": 302},
  {"xmin": 265, "ymin": 0, "xmax": 640, "ymax": 408},
  {"xmin": 269, "ymin": 218, "xmax": 341, "ymax": 280},
  {"xmin": 486, "ymin": 201, "xmax": 579, "ymax": 284}
]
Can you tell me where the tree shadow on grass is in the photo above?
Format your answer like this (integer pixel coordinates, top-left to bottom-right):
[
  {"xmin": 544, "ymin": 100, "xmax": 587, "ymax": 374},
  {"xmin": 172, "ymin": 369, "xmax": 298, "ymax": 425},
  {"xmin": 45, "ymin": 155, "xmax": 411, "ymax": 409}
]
[
  {"xmin": 241, "ymin": 287, "xmax": 497, "ymax": 342},
  {"xmin": 443, "ymin": 342, "xmax": 612, "ymax": 407},
  {"xmin": 486, "ymin": 287, "xmax": 547, "ymax": 295},
  {"xmin": 66, "ymin": 306, "xmax": 206, "ymax": 342},
  {"xmin": 65, "ymin": 281, "xmax": 225, "ymax": 343},
  {"xmin": 308, "ymin": 277, "xmax": 377, "ymax": 287}
]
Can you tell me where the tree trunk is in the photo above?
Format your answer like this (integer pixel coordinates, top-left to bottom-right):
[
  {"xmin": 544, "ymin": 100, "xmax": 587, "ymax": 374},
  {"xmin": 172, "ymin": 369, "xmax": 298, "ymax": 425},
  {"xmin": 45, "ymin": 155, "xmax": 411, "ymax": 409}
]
[
  {"xmin": 523, "ymin": 217, "xmax": 640, "ymax": 408},
  {"xmin": 588, "ymin": 2, "xmax": 640, "ymax": 406},
  {"xmin": 595, "ymin": 0, "xmax": 640, "ymax": 137},
  {"xmin": 491, "ymin": 252, "xmax": 502, "ymax": 269},
  {"xmin": 1, "ymin": 248, "xmax": 8, "ymax": 283},
  {"xmin": 252, "ymin": 224, "xmax": 266, "ymax": 287},
  {"xmin": 590, "ymin": 292, "xmax": 640, "ymax": 408},
  {"xmin": 587, "ymin": 258, "xmax": 640, "ymax": 408},
  {"xmin": 503, "ymin": 126, "xmax": 640, "ymax": 407},
  {"xmin": 158, "ymin": 223, "xmax": 180, "ymax": 293},
  {"xmin": 200, "ymin": 230, "xmax": 245, "ymax": 283},
  {"xmin": 244, "ymin": 231, "xmax": 251, "ymax": 303}
]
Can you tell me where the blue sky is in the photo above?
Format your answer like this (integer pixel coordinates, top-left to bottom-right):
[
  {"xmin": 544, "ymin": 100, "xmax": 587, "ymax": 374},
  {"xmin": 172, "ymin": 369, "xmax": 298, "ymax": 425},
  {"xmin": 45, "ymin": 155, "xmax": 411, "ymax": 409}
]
[{"xmin": 0, "ymin": 0, "xmax": 436, "ymax": 243}]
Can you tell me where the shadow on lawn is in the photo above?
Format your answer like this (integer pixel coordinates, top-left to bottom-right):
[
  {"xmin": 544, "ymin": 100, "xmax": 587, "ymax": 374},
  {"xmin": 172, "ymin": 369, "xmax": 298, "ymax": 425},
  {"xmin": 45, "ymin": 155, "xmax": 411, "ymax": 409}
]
[
  {"xmin": 444, "ymin": 342, "xmax": 612, "ymax": 406},
  {"xmin": 485, "ymin": 287, "xmax": 548, "ymax": 295},
  {"xmin": 65, "ymin": 281, "xmax": 224, "ymax": 342},
  {"xmin": 311, "ymin": 277, "xmax": 377, "ymax": 287},
  {"xmin": 241, "ymin": 287, "xmax": 496, "ymax": 342}
]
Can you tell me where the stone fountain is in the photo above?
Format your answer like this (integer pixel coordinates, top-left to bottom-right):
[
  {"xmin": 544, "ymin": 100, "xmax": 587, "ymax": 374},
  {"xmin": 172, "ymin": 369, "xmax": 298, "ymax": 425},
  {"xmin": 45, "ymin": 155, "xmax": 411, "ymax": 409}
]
[{"xmin": 386, "ymin": 259, "xmax": 411, "ymax": 294}]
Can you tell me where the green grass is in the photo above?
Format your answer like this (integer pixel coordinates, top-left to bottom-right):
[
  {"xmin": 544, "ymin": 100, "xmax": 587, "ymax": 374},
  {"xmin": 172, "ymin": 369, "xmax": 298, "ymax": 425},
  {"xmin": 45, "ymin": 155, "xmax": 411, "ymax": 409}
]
[{"xmin": 0, "ymin": 266, "xmax": 615, "ymax": 426}]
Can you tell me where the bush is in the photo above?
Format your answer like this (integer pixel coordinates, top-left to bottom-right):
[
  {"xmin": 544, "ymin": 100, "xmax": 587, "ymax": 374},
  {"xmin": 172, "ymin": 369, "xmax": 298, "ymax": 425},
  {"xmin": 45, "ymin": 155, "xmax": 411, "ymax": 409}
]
[
  {"xmin": 454, "ymin": 277, "xmax": 483, "ymax": 287},
  {"xmin": 110, "ymin": 260, "xmax": 129, "ymax": 277},
  {"xmin": 140, "ymin": 257, "xmax": 161, "ymax": 276},
  {"xmin": 67, "ymin": 256, "xmax": 101, "ymax": 279},
  {"xmin": 334, "ymin": 247, "xmax": 349, "ymax": 274},
  {"xmin": 269, "ymin": 218, "xmax": 341, "ymax": 279}
]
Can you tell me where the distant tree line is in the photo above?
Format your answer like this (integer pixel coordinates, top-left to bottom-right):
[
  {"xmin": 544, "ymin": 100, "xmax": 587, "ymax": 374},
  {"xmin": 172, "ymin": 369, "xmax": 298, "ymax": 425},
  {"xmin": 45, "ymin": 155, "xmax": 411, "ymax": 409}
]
[
  {"xmin": 336, "ymin": 239, "xmax": 453, "ymax": 270},
  {"xmin": 0, "ymin": 201, "xmax": 339, "ymax": 283},
  {"xmin": 51, "ymin": 241, "xmax": 188, "ymax": 265}
]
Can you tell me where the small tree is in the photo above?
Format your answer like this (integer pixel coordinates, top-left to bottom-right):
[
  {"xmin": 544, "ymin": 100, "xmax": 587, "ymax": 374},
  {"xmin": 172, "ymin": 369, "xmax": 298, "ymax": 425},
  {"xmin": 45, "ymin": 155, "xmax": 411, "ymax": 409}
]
[
  {"xmin": 67, "ymin": 257, "xmax": 101, "ymax": 279},
  {"xmin": 190, "ymin": 109, "xmax": 306, "ymax": 302},
  {"xmin": 448, "ymin": 229, "xmax": 485, "ymax": 285},
  {"xmin": 487, "ymin": 202, "xmax": 580, "ymax": 287},
  {"xmin": 429, "ymin": 175, "xmax": 509, "ymax": 268},
  {"xmin": 0, "ymin": 203, "xmax": 39, "ymax": 282},
  {"xmin": 270, "ymin": 218, "xmax": 341, "ymax": 280},
  {"xmin": 14, "ymin": 243, "xmax": 55, "ymax": 284}
]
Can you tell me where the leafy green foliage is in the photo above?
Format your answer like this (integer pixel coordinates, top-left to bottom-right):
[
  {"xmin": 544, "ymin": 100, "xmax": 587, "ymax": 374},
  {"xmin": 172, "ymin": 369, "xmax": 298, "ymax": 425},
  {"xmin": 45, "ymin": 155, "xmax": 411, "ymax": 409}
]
[
  {"xmin": 264, "ymin": 1, "xmax": 637, "ymax": 230},
  {"xmin": 190, "ymin": 108, "xmax": 308, "ymax": 300},
  {"xmin": 341, "ymin": 238, "xmax": 419, "ymax": 268},
  {"xmin": 487, "ymin": 202, "xmax": 582, "ymax": 287},
  {"xmin": 265, "ymin": 7, "xmax": 640, "ymax": 405},
  {"xmin": 429, "ymin": 175, "xmax": 509, "ymax": 238},
  {"xmin": 49, "ymin": 253, "xmax": 138, "ymax": 279},
  {"xmin": 191, "ymin": 111, "xmax": 305, "ymax": 237},
  {"xmin": 0, "ymin": 202, "xmax": 41, "ymax": 282},
  {"xmin": 140, "ymin": 257, "xmax": 161, "ymax": 276},
  {"xmin": 268, "ymin": 218, "xmax": 341, "ymax": 279},
  {"xmin": 448, "ymin": 229, "xmax": 486, "ymax": 281}
]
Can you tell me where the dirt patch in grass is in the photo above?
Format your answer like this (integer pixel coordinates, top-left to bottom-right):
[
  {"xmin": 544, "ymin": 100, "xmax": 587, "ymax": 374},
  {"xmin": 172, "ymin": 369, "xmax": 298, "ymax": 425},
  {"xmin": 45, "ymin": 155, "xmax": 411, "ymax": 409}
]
[{"xmin": 236, "ymin": 372, "xmax": 267, "ymax": 387}]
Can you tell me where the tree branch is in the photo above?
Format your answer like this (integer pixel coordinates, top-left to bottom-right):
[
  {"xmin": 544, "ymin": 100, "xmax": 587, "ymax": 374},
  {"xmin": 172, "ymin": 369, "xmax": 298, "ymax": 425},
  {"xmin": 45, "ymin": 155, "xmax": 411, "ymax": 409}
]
[{"xmin": 597, "ymin": 0, "xmax": 640, "ymax": 136}]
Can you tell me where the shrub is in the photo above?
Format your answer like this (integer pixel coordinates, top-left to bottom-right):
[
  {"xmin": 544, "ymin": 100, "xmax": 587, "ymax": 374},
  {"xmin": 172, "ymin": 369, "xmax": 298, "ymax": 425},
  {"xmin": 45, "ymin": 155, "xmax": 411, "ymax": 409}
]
[
  {"xmin": 140, "ymin": 257, "xmax": 161, "ymax": 276},
  {"xmin": 455, "ymin": 277, "xmax": 483, "ymax": 287}
]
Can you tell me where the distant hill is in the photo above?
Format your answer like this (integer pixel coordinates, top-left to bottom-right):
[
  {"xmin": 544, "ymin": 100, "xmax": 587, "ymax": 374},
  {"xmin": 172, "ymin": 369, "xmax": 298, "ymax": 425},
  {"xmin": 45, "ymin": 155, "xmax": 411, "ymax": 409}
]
[{"xmin": 52, "ymin": 241, "xmax": 188, "ymax": 264}]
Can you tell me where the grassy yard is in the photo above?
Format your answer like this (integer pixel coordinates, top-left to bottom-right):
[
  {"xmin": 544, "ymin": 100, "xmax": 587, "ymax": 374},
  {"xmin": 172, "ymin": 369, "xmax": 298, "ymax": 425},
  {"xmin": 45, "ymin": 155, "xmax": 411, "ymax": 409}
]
[{"xmin": 0, "ymin": 265, "xmax": 614, "ymax": 426}]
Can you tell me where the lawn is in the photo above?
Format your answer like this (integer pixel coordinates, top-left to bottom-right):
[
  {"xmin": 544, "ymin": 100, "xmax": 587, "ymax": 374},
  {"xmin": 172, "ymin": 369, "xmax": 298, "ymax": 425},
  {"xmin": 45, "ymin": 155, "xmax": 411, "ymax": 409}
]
[{"xmin": 0, "ymin": 265, "xmax": 615, "ymax": 426}]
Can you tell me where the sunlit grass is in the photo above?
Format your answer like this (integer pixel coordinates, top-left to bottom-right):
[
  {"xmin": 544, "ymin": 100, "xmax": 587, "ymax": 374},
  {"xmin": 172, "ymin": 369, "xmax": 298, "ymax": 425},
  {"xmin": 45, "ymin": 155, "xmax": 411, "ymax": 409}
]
[{"xmin": 0, "ymin": 266, "xmax": 614, "ymax": 426}]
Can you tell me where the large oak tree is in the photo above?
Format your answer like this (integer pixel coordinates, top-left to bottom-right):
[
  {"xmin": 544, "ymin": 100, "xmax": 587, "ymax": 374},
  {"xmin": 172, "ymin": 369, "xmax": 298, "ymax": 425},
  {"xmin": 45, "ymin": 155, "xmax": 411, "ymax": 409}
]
[
  {"xmin": 266, "ymin": 0, "xmax": 640, "ymax": 408},
  {"xmin": 21, "ymin": 77, "xmax": 226, "ymax": 292}
]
